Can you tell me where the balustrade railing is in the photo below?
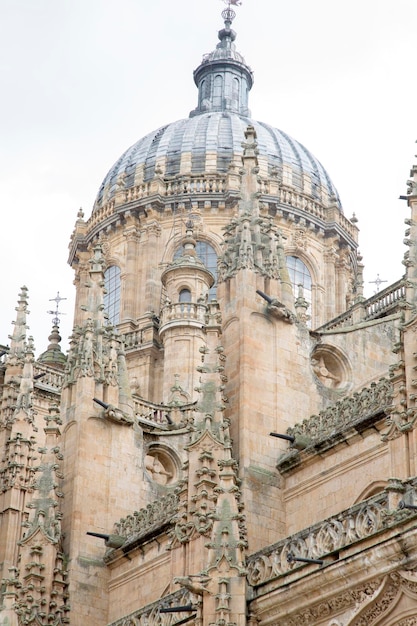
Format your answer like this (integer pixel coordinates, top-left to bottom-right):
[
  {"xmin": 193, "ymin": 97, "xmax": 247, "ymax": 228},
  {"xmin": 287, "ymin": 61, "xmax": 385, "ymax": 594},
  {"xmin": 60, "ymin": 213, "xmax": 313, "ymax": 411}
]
[
  {"xmin": 365, "ymin": 279, "xmax": 406, "ymax": 319},
  {"xmin": 33, "ymin": 366, "xmax": 65, "ymax": 392},
  {"xmin": 134, "ymin": 397, "xmax": 195, "ymax": 427},
  {"xmin": 160, "ymin": 302, "xmax": 206, "ymax": 327},
  {"xmin": 318, "ymin": 279, "xmax": 406, "ymax": 331},
  {"xmin": 165, "ymin": 176, "xmax": 226, "ymax": 196}
]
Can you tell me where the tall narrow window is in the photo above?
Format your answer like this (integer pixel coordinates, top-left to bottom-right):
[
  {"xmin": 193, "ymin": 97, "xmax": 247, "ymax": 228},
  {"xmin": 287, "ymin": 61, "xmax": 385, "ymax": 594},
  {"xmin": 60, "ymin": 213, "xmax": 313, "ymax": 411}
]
[
  {"xmin": 213, "ymin": 75, "xmax": 223, "ymax": 109},
  {"xmin": 286, "ymin": 256, "xmax": 312, "ymax": 319},
  {"xmin": 232, "ymin": 77, "xmax": 240, "ymax": 110},
  {"xmin": 104, "ymin": 265, "xmax": 121, "ymax": 325}
]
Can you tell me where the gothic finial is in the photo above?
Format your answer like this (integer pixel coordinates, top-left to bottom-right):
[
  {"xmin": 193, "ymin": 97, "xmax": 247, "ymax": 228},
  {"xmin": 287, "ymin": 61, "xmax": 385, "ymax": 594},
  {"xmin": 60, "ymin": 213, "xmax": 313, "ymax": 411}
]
[{"xmin": 8, "ymin": 286, "xmax": 30, "ymax": 362}]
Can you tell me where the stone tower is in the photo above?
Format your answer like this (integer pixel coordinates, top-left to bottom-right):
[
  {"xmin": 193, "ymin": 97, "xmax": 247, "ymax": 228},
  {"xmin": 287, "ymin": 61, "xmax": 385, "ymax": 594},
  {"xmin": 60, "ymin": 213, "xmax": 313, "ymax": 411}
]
[{"xmin": 1, "ymin": 4, "xmax": 417, "ymax": 626}]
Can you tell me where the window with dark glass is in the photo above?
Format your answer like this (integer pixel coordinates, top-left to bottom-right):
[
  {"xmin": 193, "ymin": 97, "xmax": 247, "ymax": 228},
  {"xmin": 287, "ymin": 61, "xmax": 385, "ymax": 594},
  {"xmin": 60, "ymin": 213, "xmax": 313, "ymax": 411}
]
[
  {"xmin": 174, "ymin": 241, "xmax": 217, "ymax": 300},
  {"xmin": 179, "ymin": 289, "xmax": 191, "ymax": 302},
  {"xmin": 286, "ymin": 256, "xmax": 312, "ymax": 317},
  {"xmin": 104, "ymin": 265, "xmax": 121, "ymax": 325}
]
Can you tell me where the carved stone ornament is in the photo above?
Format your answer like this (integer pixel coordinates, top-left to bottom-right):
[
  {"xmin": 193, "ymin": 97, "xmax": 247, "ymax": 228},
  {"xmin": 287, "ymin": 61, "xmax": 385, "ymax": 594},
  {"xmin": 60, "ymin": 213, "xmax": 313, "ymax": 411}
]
[
  {"xmin": 247, "ymin": 492, "xmax": 390, "ymax": 587},
  {"xmin": 106, "ymin": 588, "xmax": 194, "ymax": 626},
  {"xmin": 144, "ymin": 448, "xmax": 178, "ymax": 485},
  {"xmin": 285, "ymin": 377, "xmax": 392, "ymax": 450},
  {"xmin": 310, "ymin": 345, "xmax": 351, "ymax": 393},
  {"xmin": 111, "ymin": 493, "xmax": 179, "ymax": 542},
  {"xmin": 347, "ymin": 570, "xmax": 417, "ymax": 626},
  {"xmin": 266, "ymin": 578, "xmax": 384, "ymax": 626},
  {"xmin": 291, "ymin": 227, "xmax": 308, "ymax": 251}
]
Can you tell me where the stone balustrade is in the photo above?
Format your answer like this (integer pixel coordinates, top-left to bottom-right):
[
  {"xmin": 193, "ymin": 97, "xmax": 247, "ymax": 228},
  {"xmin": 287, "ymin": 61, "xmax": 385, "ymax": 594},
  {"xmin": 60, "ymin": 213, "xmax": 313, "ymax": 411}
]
[
  {"xmin": 319, "ymin": 279, "xmax": 405, "ymax": 331},
  {"xmin": 33, "ymin": 366, "xmax": 65, "ymax": 393},
  {"xmin": 365, "ymin": 279, "xmax": 406, "ymax": 319},
  {"xmin": 159, "ymin": 302, "xmax": 207, "ymax": 328},
  {"xmin": 86, "ymin": 200, "xmax": 116, "ymax": 231},
  {"xmin": 165, "ymin": 175, "xmax": 226, "ymax": 196},
  {"xmin": 133, "ymin": 397, "xmax": 195, "ymax": 427},
  {"xmin": 85, "ymin": 173, "xmax": 358, "ymax": 241},
  {"xmin": 276, "ymin": 186, "xmax": 326, "ymax": 222}
]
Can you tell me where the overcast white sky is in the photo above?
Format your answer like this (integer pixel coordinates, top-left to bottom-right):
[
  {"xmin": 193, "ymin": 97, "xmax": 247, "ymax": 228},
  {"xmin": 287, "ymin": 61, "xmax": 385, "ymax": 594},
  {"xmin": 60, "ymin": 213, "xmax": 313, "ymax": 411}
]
[{"xmin": 1, "ymin": 0, "xmax": 416, "ymax": 354}]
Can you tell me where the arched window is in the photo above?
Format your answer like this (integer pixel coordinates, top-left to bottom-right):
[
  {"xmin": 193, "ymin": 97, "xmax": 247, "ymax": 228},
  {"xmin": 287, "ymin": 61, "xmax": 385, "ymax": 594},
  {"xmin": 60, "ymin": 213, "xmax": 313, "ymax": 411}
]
[
  {"xmin": 286, "ymin": 256, "xmax": 312, "ymax": 320},
  {"xmin": 104, "ymin": 265, "xmax": 121, "ymax": 325},
  {"xmin": 179, "ymin": 289, "xmax": 191, "ymax": 302},
  {"xmin": 232, "ymin": 77, "xmax": 240, "ymax": 109},
  {"xmin": 213, "ymin": 75, "xmax": 223, "ymax": 109},
  {"xmin": 174, "ymin": 241, "xmax": 217, "ymax": 300}
]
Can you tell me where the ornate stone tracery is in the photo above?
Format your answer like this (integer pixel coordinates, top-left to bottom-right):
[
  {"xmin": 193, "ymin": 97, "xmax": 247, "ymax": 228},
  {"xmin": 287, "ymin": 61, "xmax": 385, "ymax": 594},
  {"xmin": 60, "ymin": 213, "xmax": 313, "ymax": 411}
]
[
  {"xmin": 280, "ymin": 377, "xmax": 393, "ymax": 456},
  {"xmin": 246, "ymin": 490, "xmax": 405, "ymax": 587}
]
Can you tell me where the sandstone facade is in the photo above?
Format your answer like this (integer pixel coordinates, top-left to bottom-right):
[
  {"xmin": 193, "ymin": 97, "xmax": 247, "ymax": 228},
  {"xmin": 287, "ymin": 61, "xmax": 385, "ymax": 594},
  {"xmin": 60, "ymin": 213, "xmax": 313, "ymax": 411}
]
[{"xmin": 1, "ymin": 5, "xmax": 417, "ymax": 626}]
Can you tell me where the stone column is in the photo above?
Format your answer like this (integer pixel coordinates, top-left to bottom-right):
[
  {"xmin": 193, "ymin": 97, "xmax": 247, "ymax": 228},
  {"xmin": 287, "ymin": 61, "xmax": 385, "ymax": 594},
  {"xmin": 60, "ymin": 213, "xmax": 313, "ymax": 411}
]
[
  {"xmin": 143, "ymin": 220, "xmax": 162, "ymax": 314},
  {"xmin": 122, "ymin": 226, "xmax": 140, "ymax": 321},
  {"xmin": 323, "ymin": 246, "xmax": 337, "ymax": 323}
]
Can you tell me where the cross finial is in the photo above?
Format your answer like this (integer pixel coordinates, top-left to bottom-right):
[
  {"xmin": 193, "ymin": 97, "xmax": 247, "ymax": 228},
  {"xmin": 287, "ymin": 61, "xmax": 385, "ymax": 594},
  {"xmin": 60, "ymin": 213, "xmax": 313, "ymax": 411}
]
[
  {"xmin": 47, "ymin": 292, "xmax": 67, "ymax": 327},
  {"xmin": 369, "ymin": 274, "xmax": 388, "ymax": 293}
]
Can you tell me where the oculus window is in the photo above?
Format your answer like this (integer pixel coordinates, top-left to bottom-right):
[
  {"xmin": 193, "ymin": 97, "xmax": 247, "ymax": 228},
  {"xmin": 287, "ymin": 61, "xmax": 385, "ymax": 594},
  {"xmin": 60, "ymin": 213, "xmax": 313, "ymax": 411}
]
[{"xmin": 104, "ymin": 265, "xmax": 121, "ymax": 325}]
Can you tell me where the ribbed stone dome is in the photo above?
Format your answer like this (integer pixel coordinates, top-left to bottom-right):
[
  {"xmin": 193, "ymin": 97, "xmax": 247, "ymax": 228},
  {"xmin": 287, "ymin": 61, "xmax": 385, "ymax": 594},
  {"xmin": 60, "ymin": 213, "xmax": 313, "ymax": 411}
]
[
  {"xmin": 94, "ymin": 113, "xmax": 341, "ymax": 211},
  {"xmin": 93, "ymin": 7, "xmax": 341, "ymax": 214}
]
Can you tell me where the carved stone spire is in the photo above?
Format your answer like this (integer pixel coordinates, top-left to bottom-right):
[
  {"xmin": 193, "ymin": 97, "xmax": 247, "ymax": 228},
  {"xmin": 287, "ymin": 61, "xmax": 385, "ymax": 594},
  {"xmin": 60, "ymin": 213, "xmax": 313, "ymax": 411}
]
[
  {"xmin": 8, "ymin": 286, "xmax": 30, "ymax": 366},
  {"xmin": 403, "ymin": 155, "xmax": 417, "ymax": 316},
  {"xmin": 13, "ymin": 336, "xmax": 36, "ymax": 428},
  {"xmin": 218, "ymin": 126, "xmax": 294, "ymax": 310},
  {"xmin": 64, "ymin": 243, "xmax": 110, "ymax": 386},
  {"xmin": 11, "ymin": 405, "xmax": 70, "ymax": 625},
  {"xmin": 171, "ymin": 306, "xmax": 247, "ymax": 625},
  {"xmin": 116, "ymin": 341, "xmax": 133, "ymax": 418}
]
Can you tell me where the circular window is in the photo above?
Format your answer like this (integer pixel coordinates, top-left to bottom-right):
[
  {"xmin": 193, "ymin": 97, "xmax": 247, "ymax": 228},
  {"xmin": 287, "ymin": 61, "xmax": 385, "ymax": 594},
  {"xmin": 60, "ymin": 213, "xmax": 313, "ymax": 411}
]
[
  {"xmin": 144, "ymin": 447, "xmax": 178, "ymax": 486},
  {"xmin": 310, "ymin": 345, "xmax": 351, "ymax": 392}
]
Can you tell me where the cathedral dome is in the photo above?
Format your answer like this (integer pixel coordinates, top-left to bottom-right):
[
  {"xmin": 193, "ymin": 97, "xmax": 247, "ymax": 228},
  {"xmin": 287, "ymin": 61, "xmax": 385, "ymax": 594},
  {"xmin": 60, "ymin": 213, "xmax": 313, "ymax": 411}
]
[
  {"xmin": 94, "ymin": 113, "xmax": 341, "ymax": 212},
  {"xmin": 93, "ymin": 6, "xmax": 341, "ymax": 216}
]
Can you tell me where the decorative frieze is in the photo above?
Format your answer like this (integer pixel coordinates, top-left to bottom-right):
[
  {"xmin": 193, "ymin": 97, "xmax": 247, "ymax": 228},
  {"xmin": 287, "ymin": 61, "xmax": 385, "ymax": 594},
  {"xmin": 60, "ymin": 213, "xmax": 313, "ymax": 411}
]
[
  {"xmin": 246, "ymin": 490, "xmax": 404, "ymax": 588},
  {"xmin": 112, "ymin": 493, "xmax": 179, "ymax": 543},
  {"xmin": 283, "ymin": 377, "xmax": 392, "ymax": 453},
  {"xmin": 266, "ymin": 577, "xmax": 383, "ymax": 626},
  {"xmin": 107, "ymin": 589, "xmax": 194, "ymax": 626}
]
